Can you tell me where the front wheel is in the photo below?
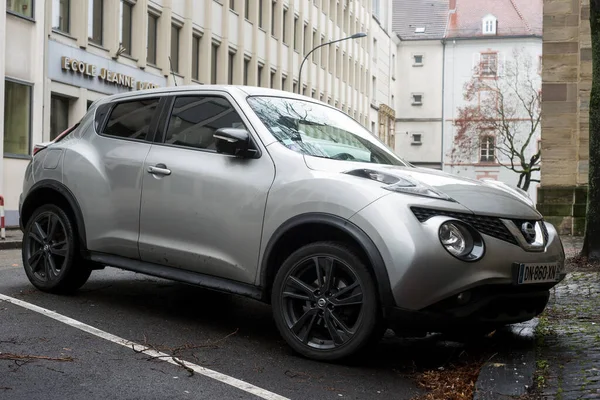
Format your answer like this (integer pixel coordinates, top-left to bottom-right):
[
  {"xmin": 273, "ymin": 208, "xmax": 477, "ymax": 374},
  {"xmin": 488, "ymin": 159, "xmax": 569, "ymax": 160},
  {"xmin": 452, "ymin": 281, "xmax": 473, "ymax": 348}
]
[
  {"xmin": 271, "ymin": 242, "xmax": 381, "ymax": 362},
  {"xmin": 22, "ymin": 204, "xmax": 92, "ymax": 294}
]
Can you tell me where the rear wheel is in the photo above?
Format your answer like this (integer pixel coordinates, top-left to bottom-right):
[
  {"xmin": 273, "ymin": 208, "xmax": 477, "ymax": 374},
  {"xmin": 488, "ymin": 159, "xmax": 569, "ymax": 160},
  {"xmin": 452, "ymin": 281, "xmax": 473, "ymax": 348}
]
[
  {"xmin": 271, "ymin": 242, "xmax": 381, "ymax": 362},
  {"xmin": 22, "ymin": 204, "xmax": 92, "ymax": 294}
]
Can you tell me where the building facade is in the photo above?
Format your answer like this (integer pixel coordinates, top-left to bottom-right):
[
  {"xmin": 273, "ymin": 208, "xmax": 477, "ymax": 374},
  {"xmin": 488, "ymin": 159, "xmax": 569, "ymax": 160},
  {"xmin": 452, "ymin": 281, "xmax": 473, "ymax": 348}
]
[
  {"xmin": 1, "ymin": 0, "xmax": 396, "ymax": 226},
  {"xmin": 537, "ymin": 0, "xmax": 590, "ymax": 235},
  {"xmin": 1, "ymin": 0, "xmax": 46, "ymax": 226},
  {"xmin": 392, "ymin": 0, "xmax": 448, "ymax": 169},
  {"xmin": 442, "ymin": 0, "xmax": 542, "ymax": 202}
]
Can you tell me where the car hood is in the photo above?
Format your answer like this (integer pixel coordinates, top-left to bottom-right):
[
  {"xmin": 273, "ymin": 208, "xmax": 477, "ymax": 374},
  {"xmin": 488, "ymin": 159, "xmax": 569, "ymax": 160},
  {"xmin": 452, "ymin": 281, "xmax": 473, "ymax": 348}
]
[{"xmin": 304, "ymin": 156, "xmax": 542, "ymax": 220}]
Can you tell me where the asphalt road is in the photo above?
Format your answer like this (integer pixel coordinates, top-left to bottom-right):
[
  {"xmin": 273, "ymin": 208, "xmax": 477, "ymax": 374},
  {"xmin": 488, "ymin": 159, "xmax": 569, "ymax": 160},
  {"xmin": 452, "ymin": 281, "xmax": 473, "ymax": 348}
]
[{"xmin": 0, "ymin": 248, "xmax": 484, "ymax": 400}]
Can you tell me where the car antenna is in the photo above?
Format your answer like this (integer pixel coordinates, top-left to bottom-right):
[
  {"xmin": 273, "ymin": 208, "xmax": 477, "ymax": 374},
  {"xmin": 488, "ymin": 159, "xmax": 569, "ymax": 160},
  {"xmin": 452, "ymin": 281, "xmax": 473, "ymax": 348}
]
[{"xmin": 168, "ymin": 56, "xmax": 178, "ymax": 87}]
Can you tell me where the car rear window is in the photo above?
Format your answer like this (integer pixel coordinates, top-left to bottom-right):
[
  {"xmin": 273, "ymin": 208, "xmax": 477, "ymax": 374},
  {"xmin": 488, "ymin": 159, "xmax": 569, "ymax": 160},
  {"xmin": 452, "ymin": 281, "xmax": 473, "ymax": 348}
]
[{"xmin": 101, "ymin": 98, "xmax": 160, "ymax": 141}]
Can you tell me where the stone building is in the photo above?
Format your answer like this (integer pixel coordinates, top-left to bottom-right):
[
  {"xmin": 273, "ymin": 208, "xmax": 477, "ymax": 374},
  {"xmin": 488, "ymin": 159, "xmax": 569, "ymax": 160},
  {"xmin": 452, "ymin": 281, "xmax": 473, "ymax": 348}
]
[{"xmin": 538, "ymin": 0, "xmax": 590, "ymax": 234}]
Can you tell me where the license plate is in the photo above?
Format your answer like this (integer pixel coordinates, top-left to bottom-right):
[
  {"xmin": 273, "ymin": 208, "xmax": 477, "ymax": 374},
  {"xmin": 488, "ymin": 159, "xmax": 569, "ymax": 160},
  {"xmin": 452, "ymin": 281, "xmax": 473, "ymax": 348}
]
[{"xmin": 517, "ymin": 262, "xmax": 561, "ymax": 285}]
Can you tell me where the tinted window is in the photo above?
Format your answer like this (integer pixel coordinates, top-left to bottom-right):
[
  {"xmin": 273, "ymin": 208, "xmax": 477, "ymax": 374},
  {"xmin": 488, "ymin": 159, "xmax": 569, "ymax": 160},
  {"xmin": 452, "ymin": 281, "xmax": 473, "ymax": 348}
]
[
  {"xmin": 103, "ymin": 98, "xmax": 160, "ymax": 141},
  {"xmin": 164, "ymin": 96, "xmax": 247, "ymax": 151}
]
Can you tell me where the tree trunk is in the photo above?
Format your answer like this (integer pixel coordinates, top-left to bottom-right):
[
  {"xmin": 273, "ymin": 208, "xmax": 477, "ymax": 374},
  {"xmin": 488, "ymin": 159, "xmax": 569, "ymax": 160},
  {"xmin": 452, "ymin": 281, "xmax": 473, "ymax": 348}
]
[
  {"xmin": 522, "ymin": 173, "xmax": 531, "ymax": 192},
  {"xmin": 581, "ymin": 0, "xmax": 600, "ymax": 261}
]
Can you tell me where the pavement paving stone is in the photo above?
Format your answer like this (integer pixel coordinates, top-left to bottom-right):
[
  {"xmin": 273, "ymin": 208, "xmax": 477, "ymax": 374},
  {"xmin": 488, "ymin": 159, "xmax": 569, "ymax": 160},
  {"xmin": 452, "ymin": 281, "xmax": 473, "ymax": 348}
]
[{"xmin": 535, "ymin": 270, "xmax": 600, "ymax": 399}]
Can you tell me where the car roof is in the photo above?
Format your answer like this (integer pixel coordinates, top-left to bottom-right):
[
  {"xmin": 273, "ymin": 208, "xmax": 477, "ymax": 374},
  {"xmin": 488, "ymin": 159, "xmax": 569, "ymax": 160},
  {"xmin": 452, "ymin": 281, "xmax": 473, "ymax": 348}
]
[{"xmin": 95, "ymin": 85, "xmax": 314, "ymax": 105}]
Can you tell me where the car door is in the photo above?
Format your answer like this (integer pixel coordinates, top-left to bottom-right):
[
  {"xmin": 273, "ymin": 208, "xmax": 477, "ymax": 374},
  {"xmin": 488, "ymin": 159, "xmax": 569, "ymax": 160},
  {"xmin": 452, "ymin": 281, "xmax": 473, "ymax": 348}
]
[
  {"xmin": 67, "ymin": 96, "xmax": 162, "ymax": 259},
  {"xmin": 138, "ymin": 92, "xmax": 276, "ymax": 284}
]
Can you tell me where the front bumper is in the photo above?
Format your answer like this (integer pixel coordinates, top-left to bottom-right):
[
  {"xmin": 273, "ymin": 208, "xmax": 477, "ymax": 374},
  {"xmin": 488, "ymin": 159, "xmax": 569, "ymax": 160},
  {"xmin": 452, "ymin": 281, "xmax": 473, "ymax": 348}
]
[
  {"xmin": 385, "ymin": 280, "xmax": 561, "ymax": 333},
  {"xmin": 349, "ymin": 194, "xmax": 566, "ymax": 320}
]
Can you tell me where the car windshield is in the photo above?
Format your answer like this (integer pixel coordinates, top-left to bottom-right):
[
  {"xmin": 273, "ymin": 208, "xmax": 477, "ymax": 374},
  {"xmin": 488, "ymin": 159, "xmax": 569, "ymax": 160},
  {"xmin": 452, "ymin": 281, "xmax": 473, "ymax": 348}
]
[{"xmin": 246, "ymin": 96, "xmax": 409, "ymax": 166}]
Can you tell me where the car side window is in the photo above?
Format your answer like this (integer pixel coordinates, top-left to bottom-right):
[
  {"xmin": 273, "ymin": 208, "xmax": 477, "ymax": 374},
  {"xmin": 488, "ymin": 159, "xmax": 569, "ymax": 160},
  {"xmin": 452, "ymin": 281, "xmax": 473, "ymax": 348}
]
[
  {"xmin": 103, "ymin": 98, "xmax": 160, "ymax": 141},
  {"xmin": 164, "ymin": 96, "xmax": 248, "ymax": 151}
]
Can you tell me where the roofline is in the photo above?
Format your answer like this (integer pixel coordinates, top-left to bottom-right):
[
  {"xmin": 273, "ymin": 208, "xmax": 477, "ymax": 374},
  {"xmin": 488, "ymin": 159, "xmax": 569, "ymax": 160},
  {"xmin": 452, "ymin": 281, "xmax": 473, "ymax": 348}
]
[{"xmin": 445, "ymin": 34, "xmax": 542, "ymax": 41}]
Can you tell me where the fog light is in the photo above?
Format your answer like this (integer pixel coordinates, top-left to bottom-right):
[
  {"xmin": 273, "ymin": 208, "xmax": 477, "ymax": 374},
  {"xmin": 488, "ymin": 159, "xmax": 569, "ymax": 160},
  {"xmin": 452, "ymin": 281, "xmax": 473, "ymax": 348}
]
[{"xmin": 438, "ymin": 221, "xmax": 485, "ymax": 262}]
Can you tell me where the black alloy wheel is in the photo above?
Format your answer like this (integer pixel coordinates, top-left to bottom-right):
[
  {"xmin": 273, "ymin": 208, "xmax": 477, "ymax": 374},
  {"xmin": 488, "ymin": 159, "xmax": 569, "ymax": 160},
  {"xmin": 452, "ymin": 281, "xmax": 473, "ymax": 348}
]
[
  {"xmin": 272, "ymin": 242, "xmax": 380, "ymax": 361},
  {"xmin": 22, "ymin": 204, "xmax": 91, "ymax": 293}
]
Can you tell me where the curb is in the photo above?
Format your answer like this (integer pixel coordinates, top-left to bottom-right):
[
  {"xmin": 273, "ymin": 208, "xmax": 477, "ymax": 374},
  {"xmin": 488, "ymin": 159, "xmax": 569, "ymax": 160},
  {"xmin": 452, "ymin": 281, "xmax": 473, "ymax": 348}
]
[
  {"xmin": 473, "ymin": 319, "xmax": 539, "ymax": 399},
  {"xmin": 0, "ymin": 240, "xmax": 22, "ymax": 250}
]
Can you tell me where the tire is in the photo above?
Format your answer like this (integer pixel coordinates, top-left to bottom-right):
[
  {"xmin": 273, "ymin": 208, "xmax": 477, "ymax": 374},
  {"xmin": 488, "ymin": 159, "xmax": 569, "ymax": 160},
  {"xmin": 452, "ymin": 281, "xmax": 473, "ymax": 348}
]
[
  {"xmin": 21, "ymin": 204, "xmax": 92, "ymax": 294},
  {"xmin": 271, "ymin": 241, "xmax": 381, "ymax": 362}
]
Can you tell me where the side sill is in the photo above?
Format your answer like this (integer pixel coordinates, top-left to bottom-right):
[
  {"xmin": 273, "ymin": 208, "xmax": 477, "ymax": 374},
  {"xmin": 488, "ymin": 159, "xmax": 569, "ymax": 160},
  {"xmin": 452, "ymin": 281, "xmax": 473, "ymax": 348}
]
[{"xmin": 88, "ymin": 252, "xmax": 265, "ymax": 302}]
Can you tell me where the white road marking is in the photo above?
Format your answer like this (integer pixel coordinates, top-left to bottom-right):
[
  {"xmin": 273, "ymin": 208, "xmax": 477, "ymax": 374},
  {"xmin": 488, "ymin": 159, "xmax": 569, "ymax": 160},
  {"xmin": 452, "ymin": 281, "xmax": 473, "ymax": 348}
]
[{"xmin": 0, "ymin": 293, "xmax": 290, "ymax": 400}]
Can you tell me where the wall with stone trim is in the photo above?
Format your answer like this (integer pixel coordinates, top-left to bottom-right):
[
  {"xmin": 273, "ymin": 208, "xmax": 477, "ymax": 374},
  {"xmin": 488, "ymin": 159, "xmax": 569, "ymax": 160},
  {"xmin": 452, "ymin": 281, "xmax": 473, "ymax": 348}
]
[{"xmin": 538, "ymin": 0, "xmax": 591, "ymax": 235}]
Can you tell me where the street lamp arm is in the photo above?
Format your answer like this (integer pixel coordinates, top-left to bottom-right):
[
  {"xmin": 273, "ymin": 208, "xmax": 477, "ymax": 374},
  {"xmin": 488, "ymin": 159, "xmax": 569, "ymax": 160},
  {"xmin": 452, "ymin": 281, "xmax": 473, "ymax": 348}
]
[{"xmin": 297, "ymin": 33, "xmax": 367, "ymax": 94}]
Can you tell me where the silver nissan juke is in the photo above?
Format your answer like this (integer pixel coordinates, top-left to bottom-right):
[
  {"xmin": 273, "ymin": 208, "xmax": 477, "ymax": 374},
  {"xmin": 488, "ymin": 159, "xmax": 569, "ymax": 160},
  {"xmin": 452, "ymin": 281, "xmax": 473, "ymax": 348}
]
[{"xmin": 19, "ymin": 86, "xmax": 565, "ymax": 361}]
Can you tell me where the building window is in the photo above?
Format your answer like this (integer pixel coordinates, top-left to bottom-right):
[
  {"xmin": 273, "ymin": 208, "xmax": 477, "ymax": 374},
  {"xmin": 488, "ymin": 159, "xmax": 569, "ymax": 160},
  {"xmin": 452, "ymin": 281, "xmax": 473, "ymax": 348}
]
[
  {"xmin": 259, "ymin": 0, "xmax": 264, "ymax": 28},
  {"xmin": 120, "ymin": 1, "xmax": 133, "ymax": 55},
  {"xmin": 293, "ymin": 82, "xmax": 297, "ymax": 93},
  {"xmin": 258, "ymin": 65, "xmax": 263, "ymax": 86},
  {"xmin": 88, "ymin": 0, "xmax": 103, "ymax": 45},
  {"xmin": 413, "ymin": 54, "xmax": 423, "ymax": 66},
  {"xmin": 103, "ymin": 98, "xmax": 160, "ymax": 141},
  {"xmin": 282, "ymin": 76, "xmax": 286, "ymax": 90},
  {"xmin": 245, "ymin": 0, "xmax": 249, "ymax": 19},
  {"xmin": 411, "ymin": 133, "xmax": 422, "ymax": 145},
  {"xmin": 320, "ymin": 36, "xmax": 327, "ymax": 66},
  {"xmin": 412, "ymin": 93, "xmax": 423, "ymax": 105},
  {"xmin": 87, "ymin": 100, "xmax": 94, "ymax": 110},
  {"xmin": 372, "ymin": 0, "xmax": 380, "ymax": 19},
  {"xmin": 147, "ymin": 13, "xmax": 158, "ymax": 64},
  {"xmin": 282, "ymin": 8, "xmax": 288, "ymax": 44},
  {"xmin": 372, "ymin": 38, "xmax": 377, "ymax": 62},
  {"xmin": 171, "ymin": 24, "xmax": 180, "ymax": 73},
  {"xmin": 480, "ymin": 53, "xmax": 498, "ymax": 76},
  {"xmin": 312, "ymin": 31, "xmax": 317, "ymax": 62},
  {"xmin": 228, "ymin": 52, "xmax": 235, "ymax": 84},
  {"xmin": 3, "ymin": 80, "xmax": 32, "ymax": 156},
  {"xmin": 271, "ymin": 1, "xmax": 276, "ymax": 34},
  {"xmin": 52, "ymin": 0, "xmax": 70, "ymax": 33},
  {"xmin": 293, "ymin": 16, "xmax": 299, "ymax": 50},
  {"xmin": 480, "ymin": 135, "xmax": 495, "ymax": 162},
  {"xmin": 482, "ymin": 15, "xmax": 497, "ymax": 35},
  {"xmin": 243, "ymin": 59, "xmax": 250, "ymax": 85},
  {"xmin": 50, "ymin": 95, "xmax": 69, "ymax": 141},
  {"xmin": 372, "ymin": 76, "xmax": 376, "ymax": 100},
  {"xmin": 230, "ymin": 0, "xmax": 235, "ymax": 10},
  {"xmin": 303, "ymin": 24, "xmax": 309, "ymax": 56},
  {"xmin": 7, "ymin": 0, "xmax": 33, "ymax": 18},
  {"xmin": 211, "ymin": 43, "xmax": 219, "ymax": 84},
  {"xmin": 192, "ymin": 35, "xmax": 200, "ymax": 81},
  {"xmin": 270, "ymin": 71, "xmax": 275, "ymax": 88}
]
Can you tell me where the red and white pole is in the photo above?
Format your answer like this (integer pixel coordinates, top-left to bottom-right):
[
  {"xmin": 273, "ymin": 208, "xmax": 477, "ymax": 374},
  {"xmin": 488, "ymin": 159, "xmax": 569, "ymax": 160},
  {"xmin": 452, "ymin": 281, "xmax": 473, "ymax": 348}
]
[{"xmin": 0, "ymin": 196, "xmax": 5, "ymax": 240}]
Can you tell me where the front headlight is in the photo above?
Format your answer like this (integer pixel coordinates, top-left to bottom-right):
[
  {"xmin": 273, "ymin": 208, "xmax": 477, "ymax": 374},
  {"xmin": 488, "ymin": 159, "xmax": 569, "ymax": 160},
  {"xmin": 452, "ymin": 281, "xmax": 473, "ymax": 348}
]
[
  {"xmin": 438, "ymin": 221, "xmax": 485, "ymax": 261},
  {"xmin": 345, "ymin": 169, "xmax": 454, "ymax": 201}
]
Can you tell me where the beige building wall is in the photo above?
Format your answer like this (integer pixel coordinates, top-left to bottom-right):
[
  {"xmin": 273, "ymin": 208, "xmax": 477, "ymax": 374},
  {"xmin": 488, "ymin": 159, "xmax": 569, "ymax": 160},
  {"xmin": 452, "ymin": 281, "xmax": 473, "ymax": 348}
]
[
  {"xmin": 0, "ymin": 0, "xmax": 398, "ymax": 226},
  {"xmin": 538, "ymin": 0, "xmax": 590, "ymax": 234}
]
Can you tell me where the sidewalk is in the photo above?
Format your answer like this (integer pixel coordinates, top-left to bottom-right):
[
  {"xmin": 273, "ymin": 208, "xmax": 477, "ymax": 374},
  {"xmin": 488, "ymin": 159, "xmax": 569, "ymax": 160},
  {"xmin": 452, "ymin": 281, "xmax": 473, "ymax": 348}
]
[
  {"xmin": 0, "ymin": 228, "xmax": 23, "ymax": 250},
  {"xmin": 533, "ymin": 236, "xmax": 600, "ymax": 399}
]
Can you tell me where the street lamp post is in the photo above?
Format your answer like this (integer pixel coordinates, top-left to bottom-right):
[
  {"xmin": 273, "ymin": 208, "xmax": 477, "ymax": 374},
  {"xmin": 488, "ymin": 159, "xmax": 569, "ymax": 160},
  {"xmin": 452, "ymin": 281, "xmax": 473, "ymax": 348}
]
[{"xmin": 297, "ymin": 32, "xmax": 367, "ymax": 95}]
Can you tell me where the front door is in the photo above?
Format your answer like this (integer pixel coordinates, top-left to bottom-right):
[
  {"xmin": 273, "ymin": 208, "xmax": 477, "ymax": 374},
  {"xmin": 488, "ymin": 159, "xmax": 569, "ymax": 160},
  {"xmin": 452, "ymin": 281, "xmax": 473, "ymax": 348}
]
[{"xmin": 138, "ymin": 93, "xmax": 275, "ymax": 284}]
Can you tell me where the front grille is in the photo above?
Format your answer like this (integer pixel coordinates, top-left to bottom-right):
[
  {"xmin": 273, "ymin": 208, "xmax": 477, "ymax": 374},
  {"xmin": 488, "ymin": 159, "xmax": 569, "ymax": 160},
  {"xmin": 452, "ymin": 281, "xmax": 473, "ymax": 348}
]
[
  {"xmin": 411, "ymin": 207, "xmax": 518, "ymax": 245},
  {"xmin": 511, "ymin": 218, "xmax": 549, "ymax": 245}
]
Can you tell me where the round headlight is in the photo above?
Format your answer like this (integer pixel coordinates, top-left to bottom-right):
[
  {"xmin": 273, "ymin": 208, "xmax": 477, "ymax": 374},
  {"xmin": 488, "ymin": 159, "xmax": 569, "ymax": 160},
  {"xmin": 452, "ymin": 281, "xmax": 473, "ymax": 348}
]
[{"xmin": 438, "ymin": 221, "xmax": 484, "ymax": 261}]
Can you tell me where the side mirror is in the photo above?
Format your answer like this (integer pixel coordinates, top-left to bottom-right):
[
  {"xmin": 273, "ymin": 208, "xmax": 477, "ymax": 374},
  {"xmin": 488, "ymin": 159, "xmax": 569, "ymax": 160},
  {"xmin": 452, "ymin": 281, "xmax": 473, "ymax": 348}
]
[{"xmin": 213, "ymin": 128, "xmax": 256, "ymax": 158}]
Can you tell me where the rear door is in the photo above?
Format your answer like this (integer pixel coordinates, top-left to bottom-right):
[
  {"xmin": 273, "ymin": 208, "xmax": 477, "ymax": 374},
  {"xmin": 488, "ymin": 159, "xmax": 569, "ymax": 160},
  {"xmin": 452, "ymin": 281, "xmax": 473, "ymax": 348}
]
[
  {"xmin": 68, "ymin": 96, "xmax": 164, "ymax": 259},
  {"xmin": 137, "ymin": 92, "xmax": 275, "ymax": 284}
]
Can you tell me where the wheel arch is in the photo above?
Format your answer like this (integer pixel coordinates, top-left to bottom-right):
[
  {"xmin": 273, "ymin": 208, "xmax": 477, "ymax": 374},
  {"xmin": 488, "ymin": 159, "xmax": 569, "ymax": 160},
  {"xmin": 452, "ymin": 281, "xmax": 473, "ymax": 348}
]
[
  {"xmin": 260, "ymin": 213, "xmax": 395, "ymax": 308},
  {"xmin": 20, "ymin": 179, "xmax": 88, "ymax": 256}
]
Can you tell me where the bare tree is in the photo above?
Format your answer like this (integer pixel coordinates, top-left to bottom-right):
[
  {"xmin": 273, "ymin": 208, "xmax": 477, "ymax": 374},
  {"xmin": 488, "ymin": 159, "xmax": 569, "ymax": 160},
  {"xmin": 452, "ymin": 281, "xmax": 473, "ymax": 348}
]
[
  {"xmin": 581, "ymin": 1, "xmax": 600, "ymax": 261},
  {"xmin": 450, "ymin": 48, "xmax": 541, "ymax": 191}
]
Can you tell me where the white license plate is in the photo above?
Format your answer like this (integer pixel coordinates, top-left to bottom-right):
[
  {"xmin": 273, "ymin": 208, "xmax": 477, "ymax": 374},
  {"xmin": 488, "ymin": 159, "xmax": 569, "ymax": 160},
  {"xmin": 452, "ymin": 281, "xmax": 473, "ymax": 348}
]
[{"xmin": 517, "ymin": 262, "xmax": 561, "ymax": 284}]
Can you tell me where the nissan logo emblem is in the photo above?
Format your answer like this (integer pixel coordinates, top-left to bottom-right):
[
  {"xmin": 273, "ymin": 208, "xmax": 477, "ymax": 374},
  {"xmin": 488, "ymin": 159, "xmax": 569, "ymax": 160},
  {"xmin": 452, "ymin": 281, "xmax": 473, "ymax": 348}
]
[{"xmin": 521, "ymin": 222, "xmax": 537, "ymax": 243}]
